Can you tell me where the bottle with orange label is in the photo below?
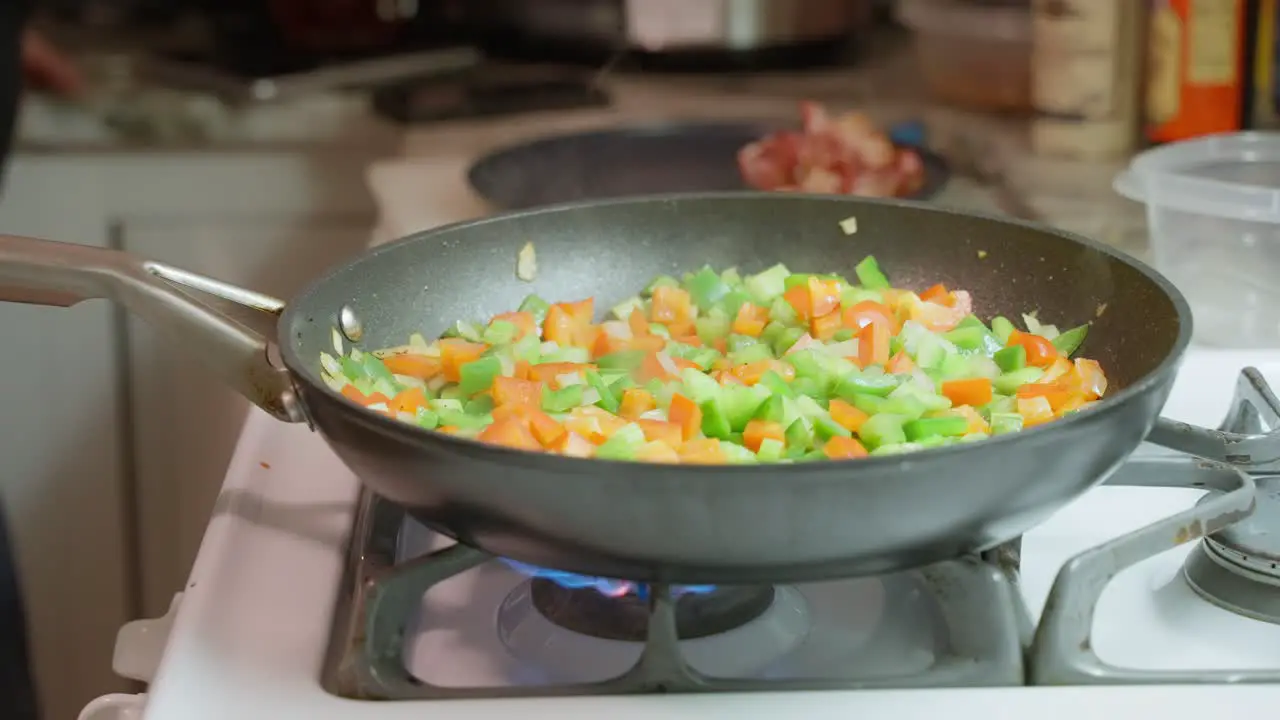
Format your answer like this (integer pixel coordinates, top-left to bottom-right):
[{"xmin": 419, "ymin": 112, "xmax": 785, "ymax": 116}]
[{"xmin": 1145, "ymin": 0, "xmax": 1247, "ymax": 142}]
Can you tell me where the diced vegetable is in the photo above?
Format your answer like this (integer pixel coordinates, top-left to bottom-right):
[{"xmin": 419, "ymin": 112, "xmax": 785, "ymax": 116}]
[{"xmin": 324, "ymin": 255, "xmax": 1110, "ymax": 463}]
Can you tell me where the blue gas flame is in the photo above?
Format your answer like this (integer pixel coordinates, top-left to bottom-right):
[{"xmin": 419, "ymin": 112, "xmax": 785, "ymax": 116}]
[{"xmin": 501, "ymin": 558, "xmax": 716, "ymax": 597}]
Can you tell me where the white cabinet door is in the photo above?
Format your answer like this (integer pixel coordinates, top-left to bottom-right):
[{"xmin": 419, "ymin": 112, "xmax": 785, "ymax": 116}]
[
  {"xmin": 0, "ymin": 157, "xmax": 133, "ymax": 720},
  {"xmin": 122, "ymin": 214, "xmax": 371, "ymax": 616}
]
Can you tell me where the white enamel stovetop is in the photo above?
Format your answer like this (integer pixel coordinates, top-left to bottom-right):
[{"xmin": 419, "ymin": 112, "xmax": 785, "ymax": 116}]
[{"xmin": 78, "ymin": 116, "xmax": 1280, "ymax": 718}]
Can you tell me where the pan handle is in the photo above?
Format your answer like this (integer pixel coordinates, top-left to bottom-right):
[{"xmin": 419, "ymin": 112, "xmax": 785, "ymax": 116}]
[{"xmin": 0, "ymin": 234, "xmax": 304, "ymax": 423}]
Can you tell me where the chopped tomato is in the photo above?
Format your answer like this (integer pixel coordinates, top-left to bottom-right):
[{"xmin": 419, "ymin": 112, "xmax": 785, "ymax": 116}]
[
  {"xmin": 650, "ymin": 286, "xmax": 695, "ymax": 326},
  {"xmin": 783, "ymin": 284, "xmax": 813, "ymax": 321}
]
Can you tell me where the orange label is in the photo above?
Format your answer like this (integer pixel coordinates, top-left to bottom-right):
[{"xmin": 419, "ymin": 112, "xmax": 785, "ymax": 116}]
[{"xmin": 1145, "ymin": 0, "xmax": 1245, "ymax": 141}]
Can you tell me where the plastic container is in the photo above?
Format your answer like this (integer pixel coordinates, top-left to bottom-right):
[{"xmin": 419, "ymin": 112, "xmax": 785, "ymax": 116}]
[
  {"xmin": 898, "ymin": 0, "xmax": 1032, "ymax": 113},
  {"xmin": 1114, "ymin": 132, "xmax": 1280, "ymax": 347}
]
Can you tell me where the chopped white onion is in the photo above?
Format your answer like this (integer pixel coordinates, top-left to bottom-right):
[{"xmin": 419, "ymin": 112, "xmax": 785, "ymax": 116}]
[
  {"xmin": 639, "ymin": 409, "xmax": 669, "ymax": 421},
  {"xmin": 498, "ymin": 354, "xmax": 516, "ymax": 377},
  {"xmin": 655, "ymin": 351, "xmax": 679, "ymax": 376},
  {"xmin": 581, "ymin": 388, "xmax": 602, "ymax": 405},
  {"xmin": 516, "ymin": 241, "xmax": 537, "ymax": 282},
  {"xmin": 909, "ymin": 368, "xmax": 934, "ymax": 390},
  {"xmin": 427, "ymin": 376, "xmax": 448, "ymax": 393},
  {"xmin": 784, "ymin": 333, "xmax": 818, "ymax": 355},
  {"xmin": 319, "ymin": 353, "xmax": 343, "ymax": 377},
  {"xmin": 557, "ymin": 372, "xmax": 585, "ymax": 387},
  {"xmin": 818, "ymin": 340, "xmax": 859, "ymax": 357},
  {"xmin": 395, "ymin": 411, "xmax": 416, "ymax": 424},
  {"xmin": 367, "ymin": 402, "xmax": 389, "ymax": 413},
  {"xmin": 331, "ymin": 328, "xmax": 344, "ymax": 355},
  {"xmin": 540, "ymin": 341, "xmax": 560, "ymax": 353},
  {"xmin": 839, "ymin": 215, "xmax": 858, "ymax": 234},
  {"xmin": 602, "ymin": 321, "xmax": 633, "ymax": 340},
  {"xmin": 321, "ymin": 374, "xmax": 346, "ymax": 392},
  {"xmin": 393, "ymin": 374, "xmax": 427, "ymax": 389}
]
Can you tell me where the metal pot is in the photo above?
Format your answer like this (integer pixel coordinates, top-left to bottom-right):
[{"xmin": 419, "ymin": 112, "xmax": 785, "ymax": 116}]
[{"xmin": 476, "ymin": 0, "xmax": 873, "ymax": 54}]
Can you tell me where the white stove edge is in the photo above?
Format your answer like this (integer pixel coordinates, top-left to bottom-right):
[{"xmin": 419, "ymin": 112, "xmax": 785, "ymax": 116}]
[{"xmin": 76, "ymin": 350, "xmax": 1280, "ymax": 720}]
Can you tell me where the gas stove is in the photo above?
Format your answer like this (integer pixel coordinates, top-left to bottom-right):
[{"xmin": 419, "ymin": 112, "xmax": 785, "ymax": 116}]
[{"xmin": 81, "ymin": 350, "xmax": 1280, "ymax": 719}]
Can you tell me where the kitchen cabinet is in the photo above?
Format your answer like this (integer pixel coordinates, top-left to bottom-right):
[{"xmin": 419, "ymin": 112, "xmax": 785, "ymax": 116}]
[{"xmin": 0, "ymin": 149, "xmax": 378, "ymax": 720}]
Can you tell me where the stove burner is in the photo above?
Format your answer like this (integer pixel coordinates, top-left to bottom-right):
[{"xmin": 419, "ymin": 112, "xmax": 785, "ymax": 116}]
[
  {"xmin": 529, "ymin": 578, "xmax": 776, "ymax": 642},
  {"xmin": 499, "ymin": 558, "xmax": 714, "ymax": 597},
  {"xmin": 1184, "ymin": 475, "xmax": 1280, "ymax": 624}
]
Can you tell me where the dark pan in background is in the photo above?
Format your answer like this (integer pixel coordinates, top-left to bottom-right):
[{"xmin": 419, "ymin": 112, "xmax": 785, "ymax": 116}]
[{"xmin": 466, "ymin": 122, "xmax": 951, "ymax": 210}]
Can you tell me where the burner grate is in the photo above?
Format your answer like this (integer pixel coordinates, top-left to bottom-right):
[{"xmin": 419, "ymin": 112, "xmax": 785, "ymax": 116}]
[{"xmin": 322, "ymin": 367, "xmax": 1280, "ymax": 698}]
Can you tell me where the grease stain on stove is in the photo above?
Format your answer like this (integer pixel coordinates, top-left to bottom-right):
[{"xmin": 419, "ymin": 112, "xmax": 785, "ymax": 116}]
[
  {"xmin": 1175, "ymin": 519, "xmax": 1203, "ymax": 545},
  {"xmin": 260, "ymin": 461, "xmax": 272, "ymax": 469}
]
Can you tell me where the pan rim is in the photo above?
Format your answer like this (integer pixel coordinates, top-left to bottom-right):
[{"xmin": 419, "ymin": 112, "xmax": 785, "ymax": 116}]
[{"xmin": 279, "ymin": 191, "xmax": 1193, "ymax": 475}]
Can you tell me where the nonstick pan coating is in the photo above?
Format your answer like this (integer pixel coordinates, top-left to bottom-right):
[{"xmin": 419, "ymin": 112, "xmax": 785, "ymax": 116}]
[{"xmin": 277, "ymin": 193, "xmax": 1191, "ymax": 583}]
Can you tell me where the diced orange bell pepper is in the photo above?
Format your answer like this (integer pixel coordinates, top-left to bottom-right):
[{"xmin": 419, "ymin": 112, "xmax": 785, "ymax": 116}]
[
  {"xmin": 885, "ymin": 349, "xmax": 916, "ymax": 374},
  {"xmin": 857, "ymin": 320, "xmax": 890, "ymax": 369},
  {"xmin": 842, "ymin": 300, "xmax": 898, "ymax": 334},
  {"xmin": 732, "ymin": 302, "xmax": 769, "ymax": 337},
  {"xmin": 382, "ymin": 353, "xmax": 443, "ymax": 380},
  {"xmin": 619, "ymin": 388, "xmax": 657, "ymax": 419},
  {"xmin": 550, "ymin": 430, "xmax": 594, "ymax": 457},
  {"xmin": 489, "ymin": 311, "xmax": 538, "ymax": 340},
  {"xmin": 1041, "ymin": 356, "xmax": 1073, "ymax": 383},
  {"xmin": 1016, "ymin": 395, "xmax": 1056, "ymax": 427},
  {"xmin": 1016, "ymin": 380, "xmax": 1076, "ymax": 411},
  {"xmin": 711, "ymin": 369, "xmax": 747, "ymax": 386},
  {"xmin": 783, "ymin": 284, "xmax": 813, "ymax": 322},
  {"xmin": 439, "ymin": 339, "xmax": 488, "ymax": 382},
  {"xmin": 811, "ymin": 310, "xmax": 843, "ymax": 340},
  {"xmin": 650, "ymin": 286, "xmax": 695, "ymax": 326},
  {"xmin": 828, "ymin": 399, "xmax": 869, "ymax": 433},
  {"xmin": 1072, "ymin": 358, "xmax": 1108, "ymax": 400},
  {"xmin": 919, "ymin": 283, "xmax": 950, "ymax": 304},
  {"xmin": 679, "ymin": 438, "xmax": 726, "ymax": 464},
  {"xmin": 527, "ymin": 410, "xmax": 567, "ymax": 447},
  {"xmin": 941, "ymin": 378, "xmax": 993, "ymax": 407},
  {"xmin": 637, "ymin": 419, "xmax": 684, "ymax": 448},
  {"xmin": 543, "ymin": 298, "xmax": 596, "ymax": 348},
  {"xmin": 742, "ymin": 419, "xmax": 786, "ymax": 452},
  {"xmin": 1006, "ymin": 330, "xmax": 1059, "ymax": 368},
  {"xmin": 807, "ymin": 276, "xmax": 842, "ymax": 318},
  {"xmin": 951, "ymin": 405, "xmax": 991, "ymax": 434},
  {"xmin": 668, "ymin": 393, "xmax": 703, "ymax": 442},
  {"xmin": 342, "ymin": 384, "xmax": 391, "ymax": 408},
  {"xmin": 823, "ymin": 436, "xmax": 869, "ymax": 459},
  {"xmin": 389, "ymin": 387, "xmax": 428, "ymax": 414},
  {"xmin": 636, "ymin": 441, "xmax": 680, "ymax": 463},
  {"xmin": 478, "ymin": 418, "xmax": 542, "ymax": 451},
  {"xmin": 491, "ymin": 376, "xmax": 543, "ymax": 407},
  {"xmin": 528, "ymin": 362, "xmax": 595, "ymax": 388},
  {"xmin": 628, "ymin": 308, "xmax": 651, "ymax": 337}
]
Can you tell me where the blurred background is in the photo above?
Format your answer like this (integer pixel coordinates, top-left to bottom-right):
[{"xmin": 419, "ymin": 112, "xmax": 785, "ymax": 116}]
[{"xmin": 0, "ymin": 1, "xmax": 1267, "ymax": 719}]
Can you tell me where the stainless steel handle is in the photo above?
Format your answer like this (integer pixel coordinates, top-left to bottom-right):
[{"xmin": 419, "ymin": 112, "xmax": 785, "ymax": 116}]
[{"xmin": 0, "ymin": 234, "xmax": 304, "ymax": 423}]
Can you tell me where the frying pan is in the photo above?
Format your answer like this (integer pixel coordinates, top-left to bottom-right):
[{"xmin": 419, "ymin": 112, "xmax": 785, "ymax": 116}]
[
  {"xmin": 0, "ymin": 193, "xmax": 1193, "ymax": 584},
  {"xmin": 465, "ymin": 121, "xmax": 950, "ymax": 209}
]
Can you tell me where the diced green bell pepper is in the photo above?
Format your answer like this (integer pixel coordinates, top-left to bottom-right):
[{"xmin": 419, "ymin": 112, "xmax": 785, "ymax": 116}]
[
  {"xmin": 756, "ymin": 437, "xmax": 786, "ymax": 461},
  {"xmin": 991, "ymin": 316, "xmax": 1016, "ymax": 344},
  {"xmin": 904, "ymin": 416, "xmax": 968, "ymax": 441},
  {"xmin": 542, "ymin": 384, "xmax": 585, "ymax": 413},
  {"xmin": 854, "ymin": 255, "xmax": 891, "ymax": 290},
  {"xmin": 993, "ymin": 345, "xmax": 1027, "ymax": 372},
  {"xmin": 990, "ymin": 412, "xmax": 1024, "ymax": 435},
  {"xmin": 700, "ymin": 398, "xmax": 733, "ymax": 439},
  {"xmin": 643, "ymin": 275, "xmax": 679, "ymax": 296},
  {"xmin": 745, "ymin": 264, "xmax": 791, "ymax": 303},
  {"xmin": 482, "ymin": 320, "xmax": 517, "ymax": 345},
  {"xmin": 1052, "ymin": 323, "xmax": 1090, "ymax": 356},
  {"xmin": 596, "ymin": 423, "xmax": 647, "ymax": 460},
  {"xmin": 585, "ymin": 370, "xmax": 620, "ymax": 413},
  {"xmin": 686, "ymin": 266, "xmax": 731, "ymax": 311},
  {"xmin": 597, "ymin": 350, "xmax": 647, "ymax": 372},
  {"xmin": 993, "ymin": 367, "xmax": 1045, "ymax": 394},
  {"xmin": 858, "ymin": 413, "xmax": 909, "ymax": 449},
  {"xmin": 415, "ymin": 407, "xmax": 439, "ymax": 429},
  {"xmin": 458, "ymin": 356, "xmax": 502, "ymax": 395}
]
